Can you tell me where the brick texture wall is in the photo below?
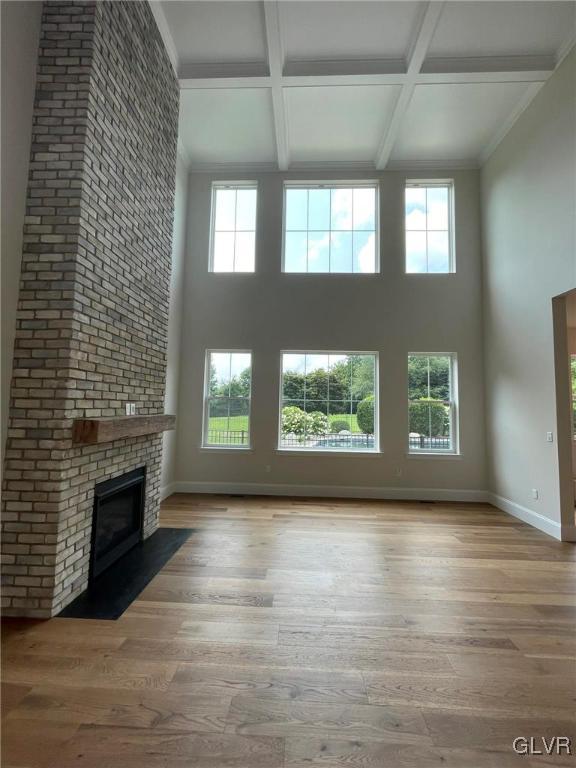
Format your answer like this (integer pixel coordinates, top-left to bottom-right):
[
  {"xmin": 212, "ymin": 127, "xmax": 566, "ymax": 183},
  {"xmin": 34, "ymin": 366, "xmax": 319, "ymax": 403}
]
[{"xmin": 2, "ymin": 1, "xmax": 179, "ymax": 617}]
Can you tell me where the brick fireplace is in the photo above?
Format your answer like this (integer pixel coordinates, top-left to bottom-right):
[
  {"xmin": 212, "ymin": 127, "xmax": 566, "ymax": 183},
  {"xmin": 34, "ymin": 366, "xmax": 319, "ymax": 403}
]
[{"xmin": 1, "ymin": 1, "xmax": 179, "ymax": 617}]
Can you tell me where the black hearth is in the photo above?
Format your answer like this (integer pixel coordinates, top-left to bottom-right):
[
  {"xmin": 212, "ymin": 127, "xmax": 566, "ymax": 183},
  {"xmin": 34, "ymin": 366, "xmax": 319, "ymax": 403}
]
[{"xmin": 90, "ymin": 466, "xmax": 145, "ymax": 581}]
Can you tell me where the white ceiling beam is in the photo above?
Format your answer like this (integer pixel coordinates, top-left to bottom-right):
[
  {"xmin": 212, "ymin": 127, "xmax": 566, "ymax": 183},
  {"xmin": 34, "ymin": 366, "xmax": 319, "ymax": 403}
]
[
  {"xmin": 282, "ymin": 73, "xmax": 406, "ymax": 87},
  {"xmin": 263, "ymin": 1, "xmax": 290, "ymax": 171},
  {"xmin": 148, "ymin": 0, "xmax": 178, "ymax": 76},
  {"xmin": 178, "ymin": 65, "xmax": 551, "ymax": 92},
  {"xmin": 375, "ymin": 1, "xmax": 445, "ymax": 170}
]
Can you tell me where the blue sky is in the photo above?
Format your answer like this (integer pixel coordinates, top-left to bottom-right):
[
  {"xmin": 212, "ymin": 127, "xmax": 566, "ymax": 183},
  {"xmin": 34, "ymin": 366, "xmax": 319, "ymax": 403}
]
[
  {"xmin": 405, "ymin": 186, "xmax": 450, "ymax": 273},
  {"xmin": 213, "ymin": 189, "xmax": 257, "ymax": 272},
  {"xmin": 285, "ymin": 187, "xmax": 377, "ymax": 273}
]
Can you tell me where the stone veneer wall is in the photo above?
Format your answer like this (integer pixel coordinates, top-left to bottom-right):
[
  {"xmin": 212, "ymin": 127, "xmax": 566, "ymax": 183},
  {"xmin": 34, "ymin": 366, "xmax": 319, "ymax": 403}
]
[{"xmin": 2, "ymin": 1, "xmax": 179, "ymax": 617}]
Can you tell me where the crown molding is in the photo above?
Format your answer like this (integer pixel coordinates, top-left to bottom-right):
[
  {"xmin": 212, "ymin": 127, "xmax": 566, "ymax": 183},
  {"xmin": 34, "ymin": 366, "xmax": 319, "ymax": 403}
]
[
  {"xmin": 386, "ymin": 158, "xmax": 479, "ymax": 171},
  {"xmin": 556, "ymin": 33, "xmax": 576, "ymax": 68},
  {"xmin": 421, "ymin": 54, "xmax": 555, "ymax": 74},
  {"xmin": 189, "ymin": 162, "xmax": 279, "ymax": 174},
  {"xmin": 179, "ymin": 61, "xmax": 269, "ymax": 80},
  {"xmin": 284, "ymin": 56, "xmax": 406, "ymax": 78}
]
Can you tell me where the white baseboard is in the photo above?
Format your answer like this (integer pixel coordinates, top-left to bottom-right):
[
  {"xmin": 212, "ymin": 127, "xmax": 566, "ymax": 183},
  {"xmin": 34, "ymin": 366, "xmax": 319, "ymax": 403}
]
[
  {"xmin": 167, "ymin": 482, "xmax": 571, "ymax": 540},
  {"xmin": 160, "ymin": 482, "xmax": 177, "ymax": 501},
  {"xmin": 170, "ymin": 480, "xmax": 488, "ymax": 503},
  {"xmin": 487, "ymin": 492, "xmax": 563, "ymax": 540}
]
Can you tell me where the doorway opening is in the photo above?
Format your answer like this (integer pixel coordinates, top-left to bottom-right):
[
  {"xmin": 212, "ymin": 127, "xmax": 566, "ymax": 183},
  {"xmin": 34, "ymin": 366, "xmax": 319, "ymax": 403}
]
[{"xmin": 552, "ymin": 289, "xmax": 576, "ymax": 540}]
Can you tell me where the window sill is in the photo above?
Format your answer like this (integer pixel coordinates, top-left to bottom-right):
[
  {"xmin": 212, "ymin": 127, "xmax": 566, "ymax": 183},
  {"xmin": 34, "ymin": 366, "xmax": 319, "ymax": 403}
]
[
  {"xmin": 281, "ymin": 272, "xmax": 380, "ymax": 277},
  {"xmin": 200, "ymin": 446, "xmax": 253, "ymax": 454},
  {"xmin": 406, "ymin": 451, "xmax": 462, "ymax": 459},
  {"xmin": 276, "ymin": 449, "xmax": 382, "ymax": 458}
]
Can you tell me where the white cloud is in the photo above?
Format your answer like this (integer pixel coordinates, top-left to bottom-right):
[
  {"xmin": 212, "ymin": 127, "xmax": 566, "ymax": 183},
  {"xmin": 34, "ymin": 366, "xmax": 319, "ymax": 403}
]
[{"xmin": 357, "ymin": 232, "xmax": 376, "ymax": 273}]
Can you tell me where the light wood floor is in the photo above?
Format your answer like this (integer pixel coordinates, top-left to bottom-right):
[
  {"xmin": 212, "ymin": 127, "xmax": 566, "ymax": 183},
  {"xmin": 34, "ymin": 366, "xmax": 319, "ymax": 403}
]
[{"xmin": 2, "ymin": 495, "xmax": 576, "ymax": 767}]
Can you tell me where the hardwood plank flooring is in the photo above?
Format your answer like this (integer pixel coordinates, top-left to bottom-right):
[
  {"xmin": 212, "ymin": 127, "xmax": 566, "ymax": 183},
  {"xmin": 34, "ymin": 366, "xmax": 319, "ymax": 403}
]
[{"xmin": 2, "ymin": 493, "xmax": 576, "ymax": 768}]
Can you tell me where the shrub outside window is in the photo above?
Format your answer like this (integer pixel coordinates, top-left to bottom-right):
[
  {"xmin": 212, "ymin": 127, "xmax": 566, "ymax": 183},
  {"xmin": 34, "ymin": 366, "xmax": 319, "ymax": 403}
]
[
  {"xmin": 283, "ymin": 183, "xmax": 378, "ymax": 273},
  {"xmin": 408, "ymin": 354, "xmax": 457, "ymax": 453},
  {"xmin": 405, "ymin": 181, "xmax": 454, "ymax": 273},
  {"xmin": 279, "ymin": 352, "xmax": 378, "ymax": 451},
  {"xmin": 204, "ymin": 351, "xmax": 252, "ymax": 447}
]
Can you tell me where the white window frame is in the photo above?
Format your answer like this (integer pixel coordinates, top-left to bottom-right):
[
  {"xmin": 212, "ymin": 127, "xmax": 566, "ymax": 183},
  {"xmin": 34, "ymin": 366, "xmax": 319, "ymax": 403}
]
[
  {"xmin": 405, "ymin": 179, "xmax": 455, "ymax": 274},
  {"xmin": 407, "ymin": 352, "xmax": 459, "ymax": 455},
  {"xmin": 202, "ymin": 349, "xmax": 252, "ymax": 449},
  {"xmin": 209, "ymin": 182, "xmax": 258, "ymax": 273},
  {"xmin": 282, "ymin": 181, "xmax": 380, "ymax": 274},
  {"xmin": 277, "ymin": 350, "xmax": 380, "ymax": 454}
]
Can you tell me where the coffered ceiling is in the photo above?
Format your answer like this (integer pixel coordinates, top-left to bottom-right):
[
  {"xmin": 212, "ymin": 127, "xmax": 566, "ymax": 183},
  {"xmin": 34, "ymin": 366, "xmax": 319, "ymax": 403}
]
[{"xmin": 151, "ymin": 1, "xmax": 576, "ymax": 171}]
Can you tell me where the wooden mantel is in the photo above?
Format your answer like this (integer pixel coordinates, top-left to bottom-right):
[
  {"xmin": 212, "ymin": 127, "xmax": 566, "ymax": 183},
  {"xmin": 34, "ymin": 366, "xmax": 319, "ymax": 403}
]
[{"xmin": 72, "ymin": 414, "xmax": 176, "ymax": 445}]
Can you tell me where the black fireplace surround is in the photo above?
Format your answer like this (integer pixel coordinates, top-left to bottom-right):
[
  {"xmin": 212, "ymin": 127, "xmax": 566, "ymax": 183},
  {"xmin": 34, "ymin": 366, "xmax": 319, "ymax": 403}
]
[{"xmin": 90, "ymin": 466, "xmax": 145, "ymax": 581}]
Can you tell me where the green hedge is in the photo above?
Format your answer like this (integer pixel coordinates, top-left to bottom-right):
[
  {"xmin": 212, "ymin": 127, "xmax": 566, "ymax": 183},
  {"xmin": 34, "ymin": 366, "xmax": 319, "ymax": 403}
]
[{"xmin": 356, "ymin": 395, "xmax": 374, "ymax": 434}]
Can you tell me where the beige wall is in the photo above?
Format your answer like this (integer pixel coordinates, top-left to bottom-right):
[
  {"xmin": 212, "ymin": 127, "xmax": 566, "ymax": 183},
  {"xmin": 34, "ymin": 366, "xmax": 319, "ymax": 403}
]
[
  {"xmin": 172, "ymin": 170, "xmax": 486, "ymax": 498},
  {"xmin": 1, "ymin": 1, "xmax": 42, "ymax": 458},
  {"xmin": 161, "ymin": 157, "xmax": 189, "ymax": 493},
  {"xmin": 481, "ymin": 50, "xmax": 576, "ymax": 537}
]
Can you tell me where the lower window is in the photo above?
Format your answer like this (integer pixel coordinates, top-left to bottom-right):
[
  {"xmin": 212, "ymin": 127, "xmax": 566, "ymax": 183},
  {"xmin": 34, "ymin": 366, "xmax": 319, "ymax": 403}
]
[
  {"xmin": 408, "ymin": 353, "xmax": 457, "ymax": 453},
  {"xmin": 279, "ymin": 352, "xmax": 378, "ymax": 451},
  {"xmin": 203, "ymin": 351, "xmax": 251, "ymax": 447}
]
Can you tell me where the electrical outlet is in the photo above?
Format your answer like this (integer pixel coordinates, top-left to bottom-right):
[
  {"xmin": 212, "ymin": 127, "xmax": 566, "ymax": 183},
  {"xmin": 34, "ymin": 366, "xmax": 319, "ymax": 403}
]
[
  {"xmin": 125, "ymin": 402, "xmax": 132, "ymax": 416},
  {"xmin": 395, "ymin": 468, "xmax": 403, "ymax": 478},
  {"xmin": 546, "ymin": 431, "xmax": 553, "ymax": 442},
  {"xmin": 532, "ymin": 489, "xmax": 539, "ymax": 500},
  {"xmin": 130, "ymin": 403, "xmax": 136, "ymax": 415}
]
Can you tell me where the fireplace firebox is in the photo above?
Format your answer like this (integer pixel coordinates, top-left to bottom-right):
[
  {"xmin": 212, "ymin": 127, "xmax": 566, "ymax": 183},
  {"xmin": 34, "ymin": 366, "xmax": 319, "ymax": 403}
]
[{"xmin": 90, "ymin": 467, "xmax": 146, "ymax": 581}]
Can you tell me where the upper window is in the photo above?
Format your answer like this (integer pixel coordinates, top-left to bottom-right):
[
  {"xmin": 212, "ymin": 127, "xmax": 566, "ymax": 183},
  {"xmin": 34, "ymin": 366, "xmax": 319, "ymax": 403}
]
[
  {"xmin": 203, "ymin": 351, "xmax": 252, "ymax": 447},
  {"xmin": 405, "ymin": 181, "xmax": 453, "ymax": 273},
  {"xmin": 279, "ymin": 352, "xmax": 378, "ymax": 451},
  {"xmin": 210, "ymin": 183, "xmax": 257, "ymax": 272},
  {"xmin": 283, "ymin": 184, "xmax": 378, "ymax": 273},
  {"xmin": 408, "ymin": 354, "xmax": 457, "ymax": 453}
]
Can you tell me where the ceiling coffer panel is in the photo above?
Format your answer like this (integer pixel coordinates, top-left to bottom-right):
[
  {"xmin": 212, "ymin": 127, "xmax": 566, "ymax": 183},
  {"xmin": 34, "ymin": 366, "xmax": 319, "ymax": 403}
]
[
  {"xmin": 159, "ymin": 0, "xmax": 575, "ymax": 169},
  {"xmin": 179, "ymin": 88, "xmax": 277, "ymax": 165}
]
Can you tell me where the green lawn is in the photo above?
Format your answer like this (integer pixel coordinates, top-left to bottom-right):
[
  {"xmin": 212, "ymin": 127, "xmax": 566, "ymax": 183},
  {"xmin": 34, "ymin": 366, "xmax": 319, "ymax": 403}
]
[
  {"xmin": 208, "ymin": 415, "xmax": 249, "ymax": 432},
  {"xmin": 208, "ymin": 413, "xmax": 360, "ymax": 434},
  {"xmin": 207, "ymin": 415, "xmax": 249, "ymax": 446}
]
